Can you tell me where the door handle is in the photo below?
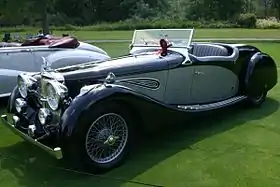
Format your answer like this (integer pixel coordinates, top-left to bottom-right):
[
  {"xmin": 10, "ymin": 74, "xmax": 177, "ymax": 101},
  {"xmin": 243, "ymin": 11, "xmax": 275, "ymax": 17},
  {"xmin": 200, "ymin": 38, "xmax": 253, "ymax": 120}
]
[{"xmin": 194, "ymin": 71, "xmax": 204, "ymax": 75}]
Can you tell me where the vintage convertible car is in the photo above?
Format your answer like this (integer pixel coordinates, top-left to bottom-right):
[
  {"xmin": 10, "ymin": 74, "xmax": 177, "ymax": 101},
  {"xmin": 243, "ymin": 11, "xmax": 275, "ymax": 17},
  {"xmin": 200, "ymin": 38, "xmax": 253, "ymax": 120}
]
[
  {"xmin": 1, "ymin": 29, "xmax": 277, "ymax": 173},
  {"xmin": 0, "ymin": 35, "xmax": 110, "ymax": 97}
]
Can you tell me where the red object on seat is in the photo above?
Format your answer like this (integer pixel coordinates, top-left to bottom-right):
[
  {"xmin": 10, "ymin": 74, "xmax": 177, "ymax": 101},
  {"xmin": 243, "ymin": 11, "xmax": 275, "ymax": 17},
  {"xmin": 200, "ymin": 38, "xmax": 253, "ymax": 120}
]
[
  {"xmin": 21, "ymin": 38, "xmax": 46, "ymax": 46},
  {"xmin": 21, "ymin": 36, "xmax": 80, "ymax": 49},
  {"xmin": 155, "ymin": 39, "xmax": 172, "ymax": 56},
  {"xmin": 49, "ymin": 37, "xmax": 79, "ymax": 49}
]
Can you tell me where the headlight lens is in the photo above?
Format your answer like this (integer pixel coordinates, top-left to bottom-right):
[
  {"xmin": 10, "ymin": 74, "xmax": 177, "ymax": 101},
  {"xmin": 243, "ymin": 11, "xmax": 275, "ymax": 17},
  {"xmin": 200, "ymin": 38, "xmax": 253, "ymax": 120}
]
[
  {"xmin": 38, "ymin": 108, "xmax": 51, "ymax": 125},
  {"xmin": 17, "ymin": 74, "xmax": 37, "ymax": 98},
  {"xmin": 46, "ymin": 84, "xmax": 59, "ymax": 110},
  {"xmin": 18, "ymin": 76, "xmax": 27, "ymax": 98},
  {"xmin": 46, "ymin": 80, "xmax": 68, "ymax": 110},
  {"xmin": 15, "ymin": 98, "xmax": 27, "ymax": 113}
]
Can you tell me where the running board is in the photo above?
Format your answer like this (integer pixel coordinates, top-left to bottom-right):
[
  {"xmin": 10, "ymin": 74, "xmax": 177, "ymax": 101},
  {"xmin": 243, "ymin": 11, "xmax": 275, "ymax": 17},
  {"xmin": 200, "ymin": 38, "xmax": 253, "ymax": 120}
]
[{"xmin": 177, "ymin": 95, "xmax": 247, "ymax": 112}]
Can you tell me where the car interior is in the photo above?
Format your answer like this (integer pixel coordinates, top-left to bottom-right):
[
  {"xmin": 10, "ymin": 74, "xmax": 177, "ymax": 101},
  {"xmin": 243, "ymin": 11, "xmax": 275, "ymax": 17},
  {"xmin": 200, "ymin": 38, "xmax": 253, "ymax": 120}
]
[
  {"xmin": 190, "ymin": 43, "xmax": 229, "ymax": 57},
  {"xmin": 188, "ymin": 42, "xmax": 239, "ymax": 62}
]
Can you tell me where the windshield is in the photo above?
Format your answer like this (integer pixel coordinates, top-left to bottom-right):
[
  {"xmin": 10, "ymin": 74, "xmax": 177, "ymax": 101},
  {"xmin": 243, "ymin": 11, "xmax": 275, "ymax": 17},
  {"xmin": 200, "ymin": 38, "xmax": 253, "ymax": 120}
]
[{"xmin": 131, "ymin": 29, "xmax": 194, "ymax": 48}]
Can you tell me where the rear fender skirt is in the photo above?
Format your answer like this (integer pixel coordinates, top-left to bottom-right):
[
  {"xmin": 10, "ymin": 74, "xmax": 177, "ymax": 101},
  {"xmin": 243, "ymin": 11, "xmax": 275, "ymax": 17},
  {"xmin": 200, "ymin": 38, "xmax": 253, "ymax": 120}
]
[
  {"xmin": 59, "ymin": 84, "xmax": 187, "ymax": 138},
  {"xmin": 245, "ymin": 52, "xmax": 262, "ymax": 84},
  {"xmin": 244, "ymin": 52, "xmax": 277, "ymax": 95}
]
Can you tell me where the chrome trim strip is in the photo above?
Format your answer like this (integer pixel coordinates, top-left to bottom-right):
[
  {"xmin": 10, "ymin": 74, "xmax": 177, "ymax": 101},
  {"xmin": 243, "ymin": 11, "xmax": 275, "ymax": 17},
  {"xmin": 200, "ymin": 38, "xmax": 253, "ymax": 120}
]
[
  {"xmin": 0, "ymin": 114, "xmax": 63, "ymax": 159},
  {"xmin": 0, "ymin": 93, "xmax": 11, "ymax": 98},
  {"xmin": 177, "ymin": 95, "xmax": 247, "ymax": 112},
  {"xmin": 117, "ymin": 77, "xmax": 160, "ymax": 90}
]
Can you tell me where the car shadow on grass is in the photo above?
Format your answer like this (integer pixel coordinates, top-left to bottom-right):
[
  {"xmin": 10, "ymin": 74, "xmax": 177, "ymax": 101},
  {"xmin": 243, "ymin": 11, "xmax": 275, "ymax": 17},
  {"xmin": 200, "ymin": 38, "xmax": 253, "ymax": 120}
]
[{"xmin": 0, "ymin": 98, "xmax": 278, "ymax": 187}]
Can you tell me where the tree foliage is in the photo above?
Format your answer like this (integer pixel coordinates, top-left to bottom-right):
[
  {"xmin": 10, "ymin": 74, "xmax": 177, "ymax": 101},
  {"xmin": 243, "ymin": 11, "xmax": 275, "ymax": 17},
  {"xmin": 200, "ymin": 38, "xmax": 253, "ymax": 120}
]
[
  {"xmin": 186, "ymin": 0, "xmax": 245, "ymax": 21},
  {"xmin": 0, "ymin": 0, "xmax": 279, "ymax": 28}
]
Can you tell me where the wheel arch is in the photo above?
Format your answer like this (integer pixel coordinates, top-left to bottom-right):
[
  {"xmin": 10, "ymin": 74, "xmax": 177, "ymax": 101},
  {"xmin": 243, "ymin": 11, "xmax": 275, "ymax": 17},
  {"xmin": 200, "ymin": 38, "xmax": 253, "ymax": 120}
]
[
  {"xmin": 241, "ymin": 52, "xmax": 277, "ymax": 96},
  {"xmin": 106, "ymin": 97, "xmax": 144, "ymax": 128},
  {"xmin": 82, "ymin": 95, "xmax": 146, "ymax": 130},
  {"xmin": 60, "ymin": 84, "xmax": 156, "ymax": 139}
]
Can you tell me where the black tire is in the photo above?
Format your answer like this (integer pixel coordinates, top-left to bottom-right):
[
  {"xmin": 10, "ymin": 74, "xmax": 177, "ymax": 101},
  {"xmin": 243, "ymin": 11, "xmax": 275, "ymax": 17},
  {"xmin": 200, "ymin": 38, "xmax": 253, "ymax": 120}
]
[
  {"xmin": 0, "ymin": 97, "xmax": 9, "ymax": 108},
  {"xmin": 62, "ymin": 102, "xmax": 135, "ymax": 174},
  {"xmin": 7, "ymin": 86, "xmax": 20, "ymax": 113},
  {"xmin": 246, "ymin": 91, "xmax": 267, "ymax": 107}
]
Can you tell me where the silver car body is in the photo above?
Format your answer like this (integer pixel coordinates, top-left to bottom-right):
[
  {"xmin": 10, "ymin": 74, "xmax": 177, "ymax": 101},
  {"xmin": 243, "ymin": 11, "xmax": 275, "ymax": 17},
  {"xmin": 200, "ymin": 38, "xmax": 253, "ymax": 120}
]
[
  {"xmin": 0, "ymin": 41, "xmax": 110, "ymax": 97},
  {"xmin": 126, "ymin": 29, "xmax": 238, "ymax": 105}
]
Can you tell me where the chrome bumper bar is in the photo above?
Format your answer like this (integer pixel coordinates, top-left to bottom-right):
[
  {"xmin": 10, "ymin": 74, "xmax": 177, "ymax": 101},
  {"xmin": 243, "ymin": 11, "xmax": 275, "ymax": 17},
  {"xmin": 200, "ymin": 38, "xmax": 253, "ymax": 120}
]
[{"xmin": 0, "ymin": 114, "xmax": 63, "ymax": 159}]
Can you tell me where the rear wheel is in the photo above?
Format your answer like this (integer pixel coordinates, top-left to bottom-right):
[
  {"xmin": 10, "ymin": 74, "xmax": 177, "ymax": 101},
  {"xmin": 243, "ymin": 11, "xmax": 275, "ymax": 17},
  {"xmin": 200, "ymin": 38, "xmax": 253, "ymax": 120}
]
[
  {"xmin": 246, "ymin": 91, "xmax": 267, "ymax": 107},
  {"xmin": 244, "ymin": 63, "xmax": 268, "ymax": 107}
]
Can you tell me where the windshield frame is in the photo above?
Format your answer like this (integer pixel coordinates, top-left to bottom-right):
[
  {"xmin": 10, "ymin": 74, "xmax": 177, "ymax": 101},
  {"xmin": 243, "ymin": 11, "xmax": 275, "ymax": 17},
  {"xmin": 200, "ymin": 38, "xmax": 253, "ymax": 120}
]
[{"xmin": 131, "ymin": 29, "xmax": 194, "ymax": 49}]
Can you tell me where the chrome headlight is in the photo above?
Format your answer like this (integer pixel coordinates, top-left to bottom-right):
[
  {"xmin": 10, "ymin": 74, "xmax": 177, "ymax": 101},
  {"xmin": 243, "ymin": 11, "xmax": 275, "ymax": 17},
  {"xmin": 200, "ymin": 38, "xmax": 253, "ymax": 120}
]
[
  {"xmin": 38, "ymin": 108, "xmax": 51, "ymax": 125},
  {"xmin": 46, "ymin": 80, "xmax": 68, "ymax": 110},
  {"xmin": 15, "ymin": 98, "xmax": 27, "ymax": 113},
  {"xmin": 17, "ymin": 73, "xmax": 37, "ymax": 98}
]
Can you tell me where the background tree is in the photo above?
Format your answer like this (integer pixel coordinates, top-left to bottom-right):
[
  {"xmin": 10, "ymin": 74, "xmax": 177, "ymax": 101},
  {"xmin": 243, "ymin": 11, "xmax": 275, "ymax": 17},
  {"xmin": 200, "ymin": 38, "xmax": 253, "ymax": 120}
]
[
  {"xmin": 0, "ymin": 0, "xmax": 279, "ymax": 28},
  {"xmin": 272, "ymin": 0, "xmax": 280, "ymax": 18},
  {"xmin": 186, "ymin": 0, "xmax": 245, "ymax": 20}
]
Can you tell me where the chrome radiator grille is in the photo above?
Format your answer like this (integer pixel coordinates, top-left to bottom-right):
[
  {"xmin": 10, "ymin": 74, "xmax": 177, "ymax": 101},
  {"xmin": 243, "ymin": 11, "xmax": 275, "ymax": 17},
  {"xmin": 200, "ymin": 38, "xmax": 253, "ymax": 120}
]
[{"xmin": 39, "ymin": 73, "xmax": 65, "ymax": 125}]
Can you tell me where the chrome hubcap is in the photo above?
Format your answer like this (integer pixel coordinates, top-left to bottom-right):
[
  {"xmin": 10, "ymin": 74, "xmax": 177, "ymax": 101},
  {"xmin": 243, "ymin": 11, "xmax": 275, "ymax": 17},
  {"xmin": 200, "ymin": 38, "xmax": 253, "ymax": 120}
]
[
  {"xmin": 104, "ymin": 135, "xmax": 119, "ymax": 146},
  {"xmin": 85, "ymin": 113, "xmax": 128, "ymax": 164}
]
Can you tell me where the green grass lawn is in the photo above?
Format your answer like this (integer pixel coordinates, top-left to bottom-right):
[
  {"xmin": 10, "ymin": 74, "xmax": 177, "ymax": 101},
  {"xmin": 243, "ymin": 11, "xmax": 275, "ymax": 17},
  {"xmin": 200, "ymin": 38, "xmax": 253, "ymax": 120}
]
[
  {"xmin": 0, "ymin": 41, "xmax": 280, "ymax": 187},
  {"xmin": 5, "ymin": 29, "xmax": 280, "ymax": 41},
  {"xmin": 61, "ymin": 29, "xmax": 280, "ymax": 40},
  {"xmin": 81, "ymin": 29, "xmax": 280, "ymax": 40}
]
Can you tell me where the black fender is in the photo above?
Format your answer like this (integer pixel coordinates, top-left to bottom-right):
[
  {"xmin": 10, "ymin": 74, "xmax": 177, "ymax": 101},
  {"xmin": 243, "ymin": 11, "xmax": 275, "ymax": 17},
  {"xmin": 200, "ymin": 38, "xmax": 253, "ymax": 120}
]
[
  {"xmin": 59, "ymin": 84, "xmax": 149, "ymax": 138},
  {"xmin": 7, "ymin": 86, "xmax": 20, "ymax": 113},
  {"xmin": 59, "ymin": 84, "xmax": 186, "ymax": 139},
  {"xmin": 60, "ymin": 84, "xmax": 130, "ymax": 138},
  {"xmin": 244, "ymin": 52, "xmax": 277, "ymax": 96}
]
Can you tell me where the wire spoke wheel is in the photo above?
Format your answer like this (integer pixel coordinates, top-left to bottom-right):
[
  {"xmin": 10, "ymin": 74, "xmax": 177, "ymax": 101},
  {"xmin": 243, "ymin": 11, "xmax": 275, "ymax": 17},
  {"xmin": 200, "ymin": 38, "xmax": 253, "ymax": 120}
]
[{"xmin": 85, "ymin": 113, "xmax": 128, "ymax": 164}]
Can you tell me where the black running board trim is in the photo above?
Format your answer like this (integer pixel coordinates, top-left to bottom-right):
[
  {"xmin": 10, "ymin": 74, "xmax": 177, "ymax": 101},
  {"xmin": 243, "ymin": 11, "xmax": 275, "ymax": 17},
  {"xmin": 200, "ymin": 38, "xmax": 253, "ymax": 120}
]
[{"xmin": 177, "ymin": 95, "xmax": 247, "ymax": 112}]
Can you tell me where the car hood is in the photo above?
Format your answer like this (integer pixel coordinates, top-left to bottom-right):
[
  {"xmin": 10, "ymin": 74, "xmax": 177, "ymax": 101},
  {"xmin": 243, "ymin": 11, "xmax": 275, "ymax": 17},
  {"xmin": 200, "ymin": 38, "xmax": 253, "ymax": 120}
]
[
  {"xmin": 59, "ymin": 53, "xmax": 183, "ymax": 81},
  {"xmin": 56, "ymin": 52, "xmax": 184, "ymax": 97}
]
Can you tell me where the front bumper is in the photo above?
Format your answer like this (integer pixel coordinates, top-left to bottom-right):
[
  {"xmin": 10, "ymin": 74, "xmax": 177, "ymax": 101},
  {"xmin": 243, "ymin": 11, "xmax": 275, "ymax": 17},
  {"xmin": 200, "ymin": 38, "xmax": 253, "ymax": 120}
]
[{"xmin": 0, "ymin": 114, "xmax": 63, "ymax": 159}]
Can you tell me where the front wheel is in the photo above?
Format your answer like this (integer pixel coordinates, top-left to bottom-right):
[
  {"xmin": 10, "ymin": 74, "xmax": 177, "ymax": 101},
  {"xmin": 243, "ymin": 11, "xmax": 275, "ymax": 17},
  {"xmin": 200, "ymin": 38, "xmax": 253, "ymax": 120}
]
[{"xmin": 63, "ymin": 103, "xmax": 134, "ymax": 173}]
